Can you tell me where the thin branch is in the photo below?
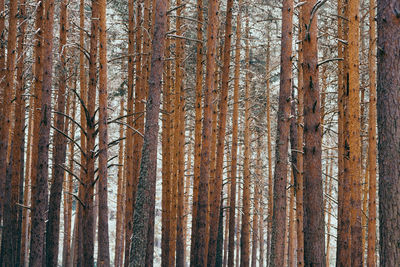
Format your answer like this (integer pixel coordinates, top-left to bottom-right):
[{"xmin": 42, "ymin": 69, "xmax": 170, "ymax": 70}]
[
  {"xmin": 51, "ymin": 126, "xmax": 86, "ymax": 158},
  {"xmin": 53, "ymin": 111, "xmax": 87, "ymax": 136}
]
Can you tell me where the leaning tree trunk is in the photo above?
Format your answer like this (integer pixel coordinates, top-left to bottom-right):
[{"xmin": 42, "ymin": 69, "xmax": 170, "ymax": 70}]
[{"xmin": 376, "ymin": 0, "xmax": 400, "ymax": 265}]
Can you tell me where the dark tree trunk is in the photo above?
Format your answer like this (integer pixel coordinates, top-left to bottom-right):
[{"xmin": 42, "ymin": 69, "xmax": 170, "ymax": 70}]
[
  {"xmin": 29, "ymin": 0, "xmax": 55, "ymax": 265},
  {"xmin": 128, "ymin": 0, "xmax": 168, "ymax": 263},
  {"xmin": 377, "ymin": 0, "xmax": 400, "ymax": 265}
]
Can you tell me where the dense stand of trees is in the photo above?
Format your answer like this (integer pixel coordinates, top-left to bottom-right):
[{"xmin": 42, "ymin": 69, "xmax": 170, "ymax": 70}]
[{"xmin": 0, "ymin": 0, "xmax": 399, "ymax": 266}]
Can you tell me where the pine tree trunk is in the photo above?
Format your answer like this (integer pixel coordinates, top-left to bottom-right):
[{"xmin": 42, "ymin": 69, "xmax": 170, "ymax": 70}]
[
  {"xmin": 301, "ymin": 0, "xmax": 325, "ymax": 264},
  {"xmin": 269, "ymin": 0, "xmax": 293, "ymax": 264},
  {"xmin": 192, "ymin": 0, "xmax": 219, "ymax": 263},
  {"xmin": 29, "ymin": 0, "xmax": 55, "ymax": 265},
  {"xmin": 97, "ymin": 0, "xmax": 110, "ymax": 263},
  {"xmin": 128, "ymin": 0, "xmax": 168, "ymax": 262},
  {"xmin": 46, "ymin": 1, "xmax": 69, "ymax": 264},
  {"xmin": 376, "ymin": 0, "xmax": 400, "ymax": 265},
  {"xmin": 124, "ymin": 0, "xmax": 135, "ymax": 265},
  {"xmin": 207, "ymin": 0, "xmax": 234, "ymax": 263},
  {"xmin": 366, "ymin": 0, "xmax": 377, "ymax": 265},
  {"xmin": 161, "ymin": 9, "xmax": 172, "ymax": 266},
  {"xmin": 227, "ymin": 2, "xmax": 242, "ymax": 266},
  {"xmin": 240, "ymin": 16, "xmax": 251, "ymax": 267}
]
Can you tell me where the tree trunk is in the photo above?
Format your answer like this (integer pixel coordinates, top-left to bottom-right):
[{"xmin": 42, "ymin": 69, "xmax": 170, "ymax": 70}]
[
  {"xmin": 161, "ymin": 7, "xmax": 172, "ymax": 266},
  {"xmin": 97, "ymin": 0, "xmax": 110, "ymax": 263},
  {"xmin": 191, "ymin": 0, "xmax": 219, "ymax": 263},
  {"xmin": 269, "ymin": 0, "xmax": 293, "ymax": 264},
  {"xmin": 240, "ymin": 15, "xmax": 251, "ymax": 267},
  {"xmin": 377, "ymin": 0, "xmax": 400, "ymax": 265},
  {"xmin": 207, "ymin": 0, "xmax": 234, "ymax": 263},
  {"xmin": 29, "ymin": 0, "xmax": 55, "ymax": 265},
  {"xmin": 301, "ymin": 0, "xmax": 325, "ymax": 264},
  {"xmin": 227, "ymin": 1, "xmax": 242, "ymax": 266},
  {"xmin": 128, "ymin": 0, "xmax": 167, "ymax": 262},
  {"xmin": 46, "ymin": 1, "xmax": 69, "ymax": 264},
  {"xmin": 367, "ymin": 0, "xmax": 377, "ymax": 265}
]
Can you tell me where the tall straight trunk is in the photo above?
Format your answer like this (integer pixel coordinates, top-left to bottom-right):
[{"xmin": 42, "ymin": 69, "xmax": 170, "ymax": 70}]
[
  {"xmin": 29, "ymin": 0, "xmax": 55, "ymax": 265},
  {"xmin": 240, "ymin": 16, "xmax": 251, "ymax": 267},
  {"xmin": 376, "ymin": 0, "xmax": 400, "ymax": 265},
  {"xmin": 336, "ymin": 0, "xmax": 351, "ymax": 265},
  {"xmin": 0, "ymin": 0, "xmax": 18, "ymax": 220},
  {"xmin": 366, "ymin": 0, "xmax": 376, "ymax": 265},
  {"xmin": 161, "ymin": 8, "xmax": 172, "ymax": 266},
  {"xmin": 97, "ymin": 0, "xmax": 110, "ymax": 263},
  {"xmin": 251, "ymin": 137, "xmax": 262, "ymax": 267},
  {"xmin": 235, "ymin": 153, "xmax": 242, "ymax": 267},
  {"xmin": 207, "ymin": 0, "xmax": 234, "ymax": 264},
  {"xmin": 115, "ymin": 99, "xmax": 125, "ymax": 267},
  {"xmin": 265, "ymin": 34, "xmax": 274, "ymax": 267},
  {"xmin": 46, "ymin": 0, "xmax": 69, "ymax": 264},
  {"xmin": 227, "ymin": 3, "xmax": 242, "ymax": 266},
  {"xmin": 325, "ymin": 155, "xmax": 334, "ymax": 267},
  {"xmin": 301, "ymin": 0, "xmax": 325, "ymax": 264},
  {"xmin": 63, "ymin": 91, "xmax": 77, "ymax": 267},
  {"xmin": 2, "ymin": 0, "xmax": 26, "ymax": 264},
  {"xmin": 0, "ymin": 0, "xmax": 4, "ymax": 223},
  {"xmin": 348, "ymin": 0, "xmax": 362, "ymax": 265},
  {"xmin": 73, "ymin": 0, "xmax": 88, "ymax": 264},
  {"xmin": 269, "ymin": 0, "xmax": 293, "ymax": 265},
  {"xmin": 295, "ymin": 22, "xmax": 304, "ymax": 265},
  {"xmin": 128, "ymin": 0, "xmax": 167, "ymax": 263},
  {"xmin": 288, "ymin": 170, "xmax": 296, "ymax": 267},
  {"xmin": 124, "ymin": 0, "xmax": 135, "ymax": 265},
  {"xmin": 191, "ymin": 0, "xmax": 219, "ymax": 263},
  {"xmin": 82, "ymin": 0, "xmax": 100, "ymax": 265},
  {"xmin": 190, "ymin": 0, "xmax": 204, "ymax": 262},
  {"xmin": 175, "ymin": 1, "xmax": 186, "ymax": 264},
  {"xmin": 124, "ymin": 1, "xmax": 143, "ymax": 264},
  {"xmin": 21, "ymin": 86, "xmax": 34, "ymax": 267}
]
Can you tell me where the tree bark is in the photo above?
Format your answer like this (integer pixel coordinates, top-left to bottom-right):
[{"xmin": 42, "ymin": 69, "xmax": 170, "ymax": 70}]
[
  {"xmin": 128, "ymin": 0, "xmax": 167, "ymax": 262},
  {"xmin": 191, "ymin": 0, "xmax": 219, "ymax": 263},
  {"xmin": 377, "ymin": 0, "xmax": 400, "ymax": 265},
  {"xmin": 29, "ymin": 0, "xmax": 55, "ymax": 265},
  {"xmin": 301, "ymin": 0, "xmax": 325, "ymax": 264},
  {"xmin": 46, "ymin": 1, "xmax": 69, "ymax": 264},
  {"xmin": 269, "ymin": 0, "xmax": 293, "ymax": 265},
  {"xmin": 227, "ymin": 2, "xmax": 242, "ymax": 266}
]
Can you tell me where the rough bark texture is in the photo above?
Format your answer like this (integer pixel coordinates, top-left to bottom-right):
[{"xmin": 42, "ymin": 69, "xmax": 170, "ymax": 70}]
[
  {"xmin": 367, "ymin": 0, "xmax": 377, "ymax": 265},
  {"xmin": 377, "ymin": 0, "xmax": 400, "ymax": 265},
  {"xmin": 161, "ymin": 9, "xmax": 172, "ymax": 266},
  {"xmin": 192, "ymin": 0, "xmax": 219, "ymax": 263},
  {"xmin": 207, "ymin": 0, "xmax": 234, "ymax": 264},
  {"xmin": 189, "ymin": 0, "xmax": 204, "ymax": 263},
  {"xmin": 227, "ymin": 3, "xmax": 242, "ymax": 266},
  {"xmin": 269, "ymin": 0, "xmax": 293, "ymax": 265},
  {"xmin": 97, "ymin": 0, "xmax": 110, "ymax": 263},
  {"xmin": 29, "ymin": 0, "xmax": 55, "ymax": 265},
  {"xmin": 240, "ymin": 16, "xmax": 251, "ymax": 267},
  {"xmin": 46, "ymin": 1, "xmax": 68, "ymax": 264},
  {"xmin": 128, "ymin": 0, "xmax": 167, "ymax": 263},
  {"xmin": 348, "ymin": 0, "xmax": 363, "ymax": 265},
  {"xmin": 301, "ymin": 0, "xmax": 325, "ymax": 264}
]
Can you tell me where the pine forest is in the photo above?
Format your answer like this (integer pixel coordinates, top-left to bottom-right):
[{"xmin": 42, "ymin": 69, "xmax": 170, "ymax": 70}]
[{"xmin": 0, "ymin": 0, "xmax": 399, "ymax": 266}]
